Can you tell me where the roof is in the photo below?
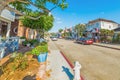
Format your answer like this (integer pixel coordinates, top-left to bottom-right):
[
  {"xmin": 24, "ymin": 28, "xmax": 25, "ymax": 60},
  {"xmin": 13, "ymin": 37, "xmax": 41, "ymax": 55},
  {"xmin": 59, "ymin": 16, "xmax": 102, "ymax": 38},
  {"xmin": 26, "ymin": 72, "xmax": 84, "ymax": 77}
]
[
  {"xmin": 88, "ymin": 18, "xmax": 118, "ymax": 24},
  {"xmin": 114, "ymin": 27, "xmax": 120, "ymax": 31}
]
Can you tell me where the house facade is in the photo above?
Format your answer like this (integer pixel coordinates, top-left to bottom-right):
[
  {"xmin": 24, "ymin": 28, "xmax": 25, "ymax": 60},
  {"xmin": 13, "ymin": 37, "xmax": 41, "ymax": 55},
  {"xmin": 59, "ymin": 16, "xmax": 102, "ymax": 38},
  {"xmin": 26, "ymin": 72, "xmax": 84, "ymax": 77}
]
[
  {"xmin": 86, "ymin": 18, "xmax": 119, "ymax": 39},
  {"xmin": 86, "ymin": 18, "xmax": 118, "ymax": 31},
  {"xmin": 114, "ymin": 26, "xmax": 120, "ymax": 33},
  {"xmin": 17, "ymin": 21, "xmax": 38, "ymax": 39},
  {"xmin": 0, "ymin": 9, "xmax": 15, "ymax": 38}
]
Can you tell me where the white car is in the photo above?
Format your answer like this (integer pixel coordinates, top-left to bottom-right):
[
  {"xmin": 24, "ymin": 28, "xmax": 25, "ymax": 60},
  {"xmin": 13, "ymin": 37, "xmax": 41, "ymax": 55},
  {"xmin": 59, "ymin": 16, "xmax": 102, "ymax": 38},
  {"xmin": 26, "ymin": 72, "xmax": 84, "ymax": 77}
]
[{"xmin": 51, "ymin": 37, "xmax": 57, "ymax": 41}]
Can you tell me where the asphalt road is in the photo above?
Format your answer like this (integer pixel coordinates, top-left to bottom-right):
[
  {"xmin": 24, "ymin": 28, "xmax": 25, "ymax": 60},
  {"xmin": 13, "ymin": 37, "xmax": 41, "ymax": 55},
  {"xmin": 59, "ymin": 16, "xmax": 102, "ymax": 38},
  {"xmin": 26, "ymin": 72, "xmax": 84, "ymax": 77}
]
[{"xmin": 49, "ymin": 39, "xmax": 120, "ymax": 80}]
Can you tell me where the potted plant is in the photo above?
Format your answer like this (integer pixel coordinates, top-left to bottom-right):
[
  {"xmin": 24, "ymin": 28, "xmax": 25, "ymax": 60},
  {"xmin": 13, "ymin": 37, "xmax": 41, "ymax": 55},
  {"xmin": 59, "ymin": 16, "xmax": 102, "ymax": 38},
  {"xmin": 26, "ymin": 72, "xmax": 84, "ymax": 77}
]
[{"xmin": 32, "ymin": 45, "xmax": 48, "ymax": 62}]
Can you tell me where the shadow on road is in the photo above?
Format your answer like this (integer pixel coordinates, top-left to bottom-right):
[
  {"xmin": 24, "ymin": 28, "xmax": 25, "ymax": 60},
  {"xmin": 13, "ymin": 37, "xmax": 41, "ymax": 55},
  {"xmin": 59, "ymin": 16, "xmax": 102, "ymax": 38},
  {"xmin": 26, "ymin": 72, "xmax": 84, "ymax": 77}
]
[{"xmin": 62, "ymin": 66, "xmax": 74, "ymax": 80}]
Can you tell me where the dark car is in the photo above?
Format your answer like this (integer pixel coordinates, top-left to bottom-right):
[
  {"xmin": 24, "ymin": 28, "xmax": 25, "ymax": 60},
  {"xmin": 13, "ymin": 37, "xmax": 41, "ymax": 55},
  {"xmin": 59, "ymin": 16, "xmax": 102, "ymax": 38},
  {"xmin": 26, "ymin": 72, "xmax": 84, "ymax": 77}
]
[
  {"xmin": 76, "ymin": 37, "xmax": 84, "ymax": 43},
  {"xmin": 76, "ymin": 37, "xmax": 93, "ymax": 45}
]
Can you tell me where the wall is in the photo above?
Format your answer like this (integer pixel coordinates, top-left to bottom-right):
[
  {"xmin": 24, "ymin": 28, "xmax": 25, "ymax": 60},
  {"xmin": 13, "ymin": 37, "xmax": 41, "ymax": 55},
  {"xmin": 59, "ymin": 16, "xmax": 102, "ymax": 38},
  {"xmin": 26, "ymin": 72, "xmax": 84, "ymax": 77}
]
[
  {"xmin": 101, "ymin": 21, "xmax": 118, "ymax": 30},
  {"xmin": 86, "ymin": 21, "xmax": 118, "ymax": 31},
  {"xmin": 10, "ymin": 19, "xmax": 19, "ymax": 36},
  {"xmin": 86, "ymin": 22, "xmax": 101, "ymax": 31},
  {"xmin": 17, "ymin": 21, "xmax": 38, "ymax": 39}
]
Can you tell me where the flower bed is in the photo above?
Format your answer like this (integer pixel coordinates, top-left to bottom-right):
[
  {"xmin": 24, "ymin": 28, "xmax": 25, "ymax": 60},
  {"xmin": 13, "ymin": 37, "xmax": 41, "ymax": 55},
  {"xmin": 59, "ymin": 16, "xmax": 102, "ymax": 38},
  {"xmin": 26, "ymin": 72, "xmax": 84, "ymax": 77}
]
[{"xmin": 0, "ymin": 52, "xmax": 40, "ymax": 80}]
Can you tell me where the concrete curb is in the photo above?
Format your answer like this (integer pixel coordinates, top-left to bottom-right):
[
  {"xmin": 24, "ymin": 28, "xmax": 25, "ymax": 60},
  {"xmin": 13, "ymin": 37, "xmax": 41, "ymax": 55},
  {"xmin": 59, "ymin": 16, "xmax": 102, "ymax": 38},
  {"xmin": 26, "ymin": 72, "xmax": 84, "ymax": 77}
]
[
  {"xmin": 60, "ymin": 51, "xmax": 84, "ymax": 80},
  {"xmin": 93, "ymin": 44, "xmax": 120, "ymax": 50}
]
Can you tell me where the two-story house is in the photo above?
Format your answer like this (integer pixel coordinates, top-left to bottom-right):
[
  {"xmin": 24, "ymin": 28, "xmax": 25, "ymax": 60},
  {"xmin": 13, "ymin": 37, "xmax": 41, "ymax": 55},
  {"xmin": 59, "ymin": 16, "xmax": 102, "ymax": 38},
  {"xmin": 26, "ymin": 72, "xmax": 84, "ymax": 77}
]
[{"xmin": 86, "ymin": 18, "xmax": 119, "ymax": 38}]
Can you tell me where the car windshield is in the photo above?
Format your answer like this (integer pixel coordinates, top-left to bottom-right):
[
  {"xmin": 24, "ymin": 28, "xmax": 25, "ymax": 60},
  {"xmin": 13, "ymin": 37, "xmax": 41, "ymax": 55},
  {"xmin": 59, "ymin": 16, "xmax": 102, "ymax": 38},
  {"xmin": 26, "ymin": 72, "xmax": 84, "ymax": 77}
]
[{"xmin": 84, "ymin": 38, "xmax": 91, "ymax": 40}]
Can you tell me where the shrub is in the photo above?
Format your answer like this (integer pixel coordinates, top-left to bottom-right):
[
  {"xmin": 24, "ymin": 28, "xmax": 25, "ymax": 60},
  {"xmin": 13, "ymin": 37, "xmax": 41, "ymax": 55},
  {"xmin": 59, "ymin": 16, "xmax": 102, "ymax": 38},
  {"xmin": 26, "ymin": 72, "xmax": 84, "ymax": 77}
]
[
  {"xmin": 29, "ymin": 39, "xmax": 39, "ymax": 46},
  {"xmin": 32, "ymin": 45, "xmax": 48, "ymax": 56},
  {"xmin": 39, "ymin": 41, "xmax": 47, "ymax": 46},
  {"xmin": 22, "ymin": 40, "xmax": 30, "ymax": 46},
  {"xmin": 11, "ymin": 53, "xmax": 28, "ymax": 71},
  {"xmin": 20, "ymin": 36, "xmax": 26, "ymax": 39}
]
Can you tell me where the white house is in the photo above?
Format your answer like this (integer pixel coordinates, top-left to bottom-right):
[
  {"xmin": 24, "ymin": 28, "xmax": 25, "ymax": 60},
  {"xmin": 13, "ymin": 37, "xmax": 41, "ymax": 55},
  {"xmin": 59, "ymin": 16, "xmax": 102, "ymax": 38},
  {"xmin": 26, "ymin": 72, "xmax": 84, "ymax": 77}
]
[
  {"xmin": 0, "ymin": 8, "xmax": 15, "ymax": 38},
  {"xmin": 86, "ymin": 18, "xmax": 119, "ymax": 31},
  {"xmin": 114, "ymin": 24, "xmax": 120, "ymax": 33},
  {"xmin": 86, "ymin": 18, "xmax": 119, "ymax": 38}
]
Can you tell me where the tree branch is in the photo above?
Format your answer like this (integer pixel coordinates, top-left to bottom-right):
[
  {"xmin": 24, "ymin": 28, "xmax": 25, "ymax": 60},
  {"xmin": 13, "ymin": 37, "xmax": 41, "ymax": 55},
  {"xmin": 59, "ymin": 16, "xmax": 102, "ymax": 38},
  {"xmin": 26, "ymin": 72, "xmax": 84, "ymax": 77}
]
[
  {"xmin": 28, "ymin": 1, "xmax": 50, "ymax": 13},
  {"xmin": 0, "ymin": 0, "xmax": 50, "ymax": 13},
  {"xmin": 49, "ymin": 6, "xmax": 57, "ymax": 12},
  {"xmin": 5, "ymin": 6, "xmax": 45, "ymax": 20},
  {"xmin": 0, "ymin": 0, "xmax": 54, "ymax": 20}
]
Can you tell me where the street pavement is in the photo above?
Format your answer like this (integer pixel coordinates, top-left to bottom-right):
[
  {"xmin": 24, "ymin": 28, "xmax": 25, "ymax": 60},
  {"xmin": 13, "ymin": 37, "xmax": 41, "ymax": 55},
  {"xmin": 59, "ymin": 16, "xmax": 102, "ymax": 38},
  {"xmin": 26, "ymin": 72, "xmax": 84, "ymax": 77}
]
[
  {"xmin": 53, "ymin": 39, "xmax": 120, "ymax": 80},
  {"xmin": 47, "ymin": 40, "xmax": 74, "ymax": 80}
]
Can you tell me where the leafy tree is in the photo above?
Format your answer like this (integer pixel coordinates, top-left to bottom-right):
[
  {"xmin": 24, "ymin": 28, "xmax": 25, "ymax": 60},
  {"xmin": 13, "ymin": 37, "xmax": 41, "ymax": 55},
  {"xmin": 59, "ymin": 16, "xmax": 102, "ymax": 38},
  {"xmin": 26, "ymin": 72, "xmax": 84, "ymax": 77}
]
[
  {"xmin": 100, "ymin": 29, "xmax": 114, "ymax": 43},
  {"xmin": 75, "ymin": 24, "xmax": 86, "ymax": 37},
  {"xmin": 100, "ymin": 29, "xmax": 114, "ymax": 36},
  {"xmin": 58, "ymin": 29, "xmax": 63, "ymax": 33},
  {"xmin": 0, "ymin": 0, "xmax": 68, "ymax": 38},
  {"xmin": 0, "ymin": 0, "xmax": 68, "ymax": 19},
  {"xmin": 21, "ymin": 11, "xmax": 54, "ymax": 38}
]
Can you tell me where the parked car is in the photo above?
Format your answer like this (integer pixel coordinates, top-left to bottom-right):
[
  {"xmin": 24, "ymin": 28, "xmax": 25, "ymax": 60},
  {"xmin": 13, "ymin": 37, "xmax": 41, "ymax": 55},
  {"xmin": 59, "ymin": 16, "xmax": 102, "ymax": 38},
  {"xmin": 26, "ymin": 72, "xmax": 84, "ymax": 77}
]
[
  {"xmin": 51, "ymin": 37, "xmax": 58, "ymax": 41},
  {"xmin": 76, "ymin": 37, "xmax": 93, "ymax": 45}
]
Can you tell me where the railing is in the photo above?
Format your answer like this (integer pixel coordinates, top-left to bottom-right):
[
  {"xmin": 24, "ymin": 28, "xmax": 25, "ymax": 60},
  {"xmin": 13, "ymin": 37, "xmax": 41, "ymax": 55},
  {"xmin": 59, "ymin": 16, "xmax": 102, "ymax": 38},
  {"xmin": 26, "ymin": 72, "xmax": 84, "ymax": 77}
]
[{"xmin": 0, "ymin": 37, "xmax": 19, "ymax": 59}]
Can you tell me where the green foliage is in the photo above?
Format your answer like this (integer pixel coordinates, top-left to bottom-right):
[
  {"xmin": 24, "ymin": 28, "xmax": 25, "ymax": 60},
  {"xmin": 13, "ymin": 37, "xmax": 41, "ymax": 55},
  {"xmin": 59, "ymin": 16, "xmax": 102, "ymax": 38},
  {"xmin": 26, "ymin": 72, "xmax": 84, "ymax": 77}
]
[
  {"xmin": 9, "ymin": 0, "xmax": 30, "ymax": 12},
  {"xmin": 20, "ymin": 36, "xmax": 26, "ymax": 39},
  {"xmin": 59, "ymin": 29, "xmax": 63, "ymax": 33},
  {"xmin": 28, "ymin": 39, "xmax": 39, "ymax": 46},
  {"xmin": 39, "ymin": 41, "xmax": 47, "ymax": 46},
  {"xmin": 21, "ymin": 13, "xmax": 54, "ymax": 31},
  {"xmin": 11, "ymin": 53, "xmax": 28, "ymax": 71},
  {"xmin": 22, "ymin": 39, "xmax": 39, "ymax": 46},
  {"xmin": 50, "ymin": 32, "xmax": 57, "ymax": 36},
  {"xmin": 75, "ymin": 24, "xmax": 86, "ymax": 37},
  {"xmin": 22, "ymin": 40, "xmax": 30, "ymax": 46},
  {"xmin": 9, "ymin": 0, "xmax": 68, "ymax": 13},
  {"xmin": 32, "ymin": 45, "xmax": 48, "ymax": 56},
  {"xmin": 25, "ymin": 51, "xmax": 32, "ymax": 55},
  {"xmin": 100, "ymin": 29, "xmax": 114, "ymax": 43},
  {"xmin": 100, "ymin": 29, "xmax": 114, "ymax": 36},
  {"xmin": 10, "ymin": 52, "xmax": 17, "ymax": 58},
  {"xmin": 112, "ymin": 33, "xmax": 120, "ymax": 43}
]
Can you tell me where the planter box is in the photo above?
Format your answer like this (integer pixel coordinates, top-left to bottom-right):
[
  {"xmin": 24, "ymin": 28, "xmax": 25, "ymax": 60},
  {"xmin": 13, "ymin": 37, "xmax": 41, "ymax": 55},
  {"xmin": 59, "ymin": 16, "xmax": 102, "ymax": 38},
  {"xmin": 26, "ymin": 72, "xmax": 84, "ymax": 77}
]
[{"xmin": 37, "ymin": 52, "xmax": 48, "ymax": 62}]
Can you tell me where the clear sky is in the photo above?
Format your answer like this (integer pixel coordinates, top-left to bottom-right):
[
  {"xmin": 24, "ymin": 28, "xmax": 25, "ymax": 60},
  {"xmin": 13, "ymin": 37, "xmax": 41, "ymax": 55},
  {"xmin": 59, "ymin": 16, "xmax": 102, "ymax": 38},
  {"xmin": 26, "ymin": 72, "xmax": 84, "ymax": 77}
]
[{"xmin": 49, "ymin": 0, "xmax": 120, "ymax": 32}]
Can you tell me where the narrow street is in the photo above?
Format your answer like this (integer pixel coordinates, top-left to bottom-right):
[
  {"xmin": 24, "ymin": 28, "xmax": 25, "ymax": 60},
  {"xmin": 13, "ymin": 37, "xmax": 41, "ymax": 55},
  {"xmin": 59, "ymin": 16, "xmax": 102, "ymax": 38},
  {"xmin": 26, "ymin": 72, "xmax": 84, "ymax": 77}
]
[{"xmin": 49, "ymin": 39, "xmax": 120, "ymax": 80}]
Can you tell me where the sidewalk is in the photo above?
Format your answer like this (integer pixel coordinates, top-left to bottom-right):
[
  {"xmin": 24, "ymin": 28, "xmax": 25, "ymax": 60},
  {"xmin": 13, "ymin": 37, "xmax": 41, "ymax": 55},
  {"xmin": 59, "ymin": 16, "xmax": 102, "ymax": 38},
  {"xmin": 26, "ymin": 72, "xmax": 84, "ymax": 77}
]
[
  {"xmin": 93, "ymin": 43, "xmax": 120, "ymax": 50},
  {"xmin": 47, "ymin": 50, "xmax": 74, "ymax": 80}
]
